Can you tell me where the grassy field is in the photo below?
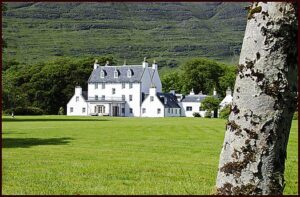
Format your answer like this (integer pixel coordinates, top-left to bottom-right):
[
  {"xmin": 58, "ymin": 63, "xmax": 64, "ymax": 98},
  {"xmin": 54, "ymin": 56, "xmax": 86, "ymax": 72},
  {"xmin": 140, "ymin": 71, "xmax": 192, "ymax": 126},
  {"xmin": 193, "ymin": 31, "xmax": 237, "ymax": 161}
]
[{"xmin": 2, "ymin": 116, "xmax": 298, "ymax": 195}]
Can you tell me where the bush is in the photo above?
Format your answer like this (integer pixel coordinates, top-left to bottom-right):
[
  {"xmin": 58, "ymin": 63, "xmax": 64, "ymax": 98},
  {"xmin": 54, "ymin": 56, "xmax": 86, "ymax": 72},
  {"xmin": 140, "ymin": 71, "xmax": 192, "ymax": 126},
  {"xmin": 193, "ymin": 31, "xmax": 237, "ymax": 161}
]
[
  {"xmin": 204, "ymin": 111, "xmax": 212, "ymax": 118},
  {"xmin": 5, "ymin": 107, "xmax": 44, "ymax": 115},
  {"xmin": 58, "ymin": 107, "xmax": 65, "ymax": 115},
  {"xmin": 293, "ymin": 112, "xmax": 298, "ymax": 120},
  {"xmin": 193, "ymin": 112, "xmax": 201, "ymax": 117},
  {"xmin": 219, "ymin": 105, "xmax": 231, "ymax": 119}
]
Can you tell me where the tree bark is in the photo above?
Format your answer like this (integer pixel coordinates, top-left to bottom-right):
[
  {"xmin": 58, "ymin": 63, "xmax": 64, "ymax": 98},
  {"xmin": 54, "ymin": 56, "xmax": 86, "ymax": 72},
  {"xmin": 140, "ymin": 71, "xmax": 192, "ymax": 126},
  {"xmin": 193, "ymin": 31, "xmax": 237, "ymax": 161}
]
[{"xmin": 216, "ymin": 2, "xmax": 297, "ymax": 195}]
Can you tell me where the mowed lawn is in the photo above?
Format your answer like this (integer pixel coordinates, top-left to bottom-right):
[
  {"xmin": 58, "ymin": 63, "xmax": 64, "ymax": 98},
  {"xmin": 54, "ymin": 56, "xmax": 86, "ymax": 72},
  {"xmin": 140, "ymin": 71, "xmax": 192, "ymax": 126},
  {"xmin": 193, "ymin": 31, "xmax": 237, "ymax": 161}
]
[{"xmin": 2, "ymin": 116, "xmax": 298, "ymax": 195}]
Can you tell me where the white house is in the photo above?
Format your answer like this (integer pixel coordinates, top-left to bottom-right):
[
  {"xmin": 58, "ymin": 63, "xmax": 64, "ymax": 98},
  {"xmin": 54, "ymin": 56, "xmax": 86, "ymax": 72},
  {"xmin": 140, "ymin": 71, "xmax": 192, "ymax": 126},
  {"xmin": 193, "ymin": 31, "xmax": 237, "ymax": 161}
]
[
  {"xmin": 141, "ymin": 87, "xmax": 181, "ymax": 117},
  {"xmin": 179, "ymin": 89, "xmax": 209, "ymax": 117},
  {"xmin": 219, "ymin": 87, "xmax": 233, "ymax": 110},
  {"xmin": 67, "ymin": 58, "xmax": 162, "ymax": 116}
]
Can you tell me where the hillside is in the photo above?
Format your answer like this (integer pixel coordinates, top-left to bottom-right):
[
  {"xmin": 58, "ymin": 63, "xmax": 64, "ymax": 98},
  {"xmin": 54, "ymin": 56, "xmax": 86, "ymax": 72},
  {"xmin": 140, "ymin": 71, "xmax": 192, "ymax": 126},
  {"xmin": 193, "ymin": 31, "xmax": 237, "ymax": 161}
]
[{"xmin": 3, "ymin": 2, "xmax": 248, "ymax": 67}]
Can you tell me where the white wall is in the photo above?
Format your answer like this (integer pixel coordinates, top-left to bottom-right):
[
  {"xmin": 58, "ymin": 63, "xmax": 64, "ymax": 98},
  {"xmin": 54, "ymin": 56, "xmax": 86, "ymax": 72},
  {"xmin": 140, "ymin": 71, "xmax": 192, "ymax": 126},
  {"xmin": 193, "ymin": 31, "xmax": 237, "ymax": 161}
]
[
  {"xmin": 141, "ymin": 88, "xmax": 164, "ymax": 117},
  {"xmin": 88, "ymin": 82, "xmax": 141, "ymax": 117},
  {"xmin": 180, "ymin": 102, "xmax": 206, "ymax": 117},
  {"xmin": 67, "ymin": 87, "xmax": 88, "ymax": 116}
]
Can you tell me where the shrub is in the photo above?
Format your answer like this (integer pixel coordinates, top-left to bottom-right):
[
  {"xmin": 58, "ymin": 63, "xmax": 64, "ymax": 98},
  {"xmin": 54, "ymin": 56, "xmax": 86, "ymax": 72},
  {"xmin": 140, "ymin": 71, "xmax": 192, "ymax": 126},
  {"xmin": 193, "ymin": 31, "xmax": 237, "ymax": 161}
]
[
  {"xmin": 204, "ymin": 111, "xmax": 212, "ymax": 118},
  {"xmin": 6, "ymin": 107, "xmax": 44, "ymax": 115},
  {"xmin": 219, "ymin": 104, "xmax": 231, "ymax": 119},
  {"xmin": 58, "ymin": 107, "xmax": 65, "ymax": 115},
  {"xmin": 293, "ymin": 112, "xmax": 298, "ymax": 120},
  {"xmin": 193, "ymin": 112, "xmax": 201, "ymax": 117}
]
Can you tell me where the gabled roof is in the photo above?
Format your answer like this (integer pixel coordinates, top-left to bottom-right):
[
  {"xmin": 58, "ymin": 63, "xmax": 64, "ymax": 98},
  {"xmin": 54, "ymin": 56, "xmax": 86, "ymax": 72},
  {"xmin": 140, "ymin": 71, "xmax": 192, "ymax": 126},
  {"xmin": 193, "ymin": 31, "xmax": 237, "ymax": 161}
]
[
  {"xmin": 181, "ymin": 94, "xmax": 207, "ymax": 102},
  {"xmin": 88, "ymin": 65, "xmax": 145, "ymax": 83},
  {"xmin": 156, "ymin": 93, "xmax": 181, "ymax": 108}
]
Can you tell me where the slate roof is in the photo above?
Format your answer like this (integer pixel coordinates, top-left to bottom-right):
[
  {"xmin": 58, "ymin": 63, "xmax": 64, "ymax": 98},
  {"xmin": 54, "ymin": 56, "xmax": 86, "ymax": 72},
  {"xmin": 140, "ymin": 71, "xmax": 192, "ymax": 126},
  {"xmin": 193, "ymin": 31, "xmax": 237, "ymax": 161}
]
[
  {"xmin": 181, "ymin": 94, "xmax": 208, "ymax": 102},
  {"xmin": 82, "ymin": 91, "xmax": 88, "ymax": 100},
  {"xmin": 156, "ymin": 93, "xmax": 181, "ymax": 108},
  {"xmin": 88, "ymin": 65, "xmax": 146, "ymax": 83}
]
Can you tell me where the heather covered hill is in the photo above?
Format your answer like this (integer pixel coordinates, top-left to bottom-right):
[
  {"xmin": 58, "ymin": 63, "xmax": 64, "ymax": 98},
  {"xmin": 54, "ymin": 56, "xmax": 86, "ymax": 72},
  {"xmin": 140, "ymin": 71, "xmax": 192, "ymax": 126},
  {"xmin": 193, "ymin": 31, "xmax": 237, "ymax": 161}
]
[{"xmin": 3, "ymin": 2, "xmax": 247, "ymax": 67}]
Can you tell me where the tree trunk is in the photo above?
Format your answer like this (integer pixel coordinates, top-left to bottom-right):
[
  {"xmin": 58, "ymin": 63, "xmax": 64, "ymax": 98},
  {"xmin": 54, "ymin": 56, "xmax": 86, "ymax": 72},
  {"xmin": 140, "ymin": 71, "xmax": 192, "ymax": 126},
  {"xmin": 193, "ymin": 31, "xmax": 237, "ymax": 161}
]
[{"xmin": 216, "ymin": 2, "xmax": 297, "ymax": 195}]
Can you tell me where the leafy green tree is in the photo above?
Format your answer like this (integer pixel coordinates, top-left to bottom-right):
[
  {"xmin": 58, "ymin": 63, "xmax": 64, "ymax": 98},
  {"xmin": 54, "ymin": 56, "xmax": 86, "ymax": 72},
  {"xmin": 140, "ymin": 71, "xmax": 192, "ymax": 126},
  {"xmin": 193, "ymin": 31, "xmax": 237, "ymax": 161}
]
[
  {"xmin": 161, "ymin": 70, "xmax": 183, "ymax": 93},
  {"xmin": 219, "ymin": 104, "xmax": 231, "ymax": 119},
  {"xmin": 201, "ymin": 96, "xmax": 220, "ymax": 118},
  {"xmin": 180, "ymin": 58, "xmax": 236, "ymax": 96}
]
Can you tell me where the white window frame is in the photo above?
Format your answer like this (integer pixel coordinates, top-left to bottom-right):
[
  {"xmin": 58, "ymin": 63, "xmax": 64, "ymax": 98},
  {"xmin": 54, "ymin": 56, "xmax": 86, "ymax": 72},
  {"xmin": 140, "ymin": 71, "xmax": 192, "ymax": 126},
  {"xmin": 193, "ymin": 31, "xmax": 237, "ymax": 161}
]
[
  {"xmin": 129, "ymin": 95, "xmax": 133, "ymax": 101},
  {"xmin": 157, "ymin": 108, "xmax": 161, "ymax": 114},
  {"xmin": 82, "ymin": 108, "xmax": 86, "ymax": 113},
  {"xmin": 150, "ymin": 96, "xmax": 154, "ymax": 102},
  {"xmin": 129, "ymin": 83, "xmax": 133, "ymax": 89},
  {"xmin": 122, "ymin": 83, "xmax": 125, "ymax": 89},
  {"xmin": 70, "ymin": 107, "xmax": 73, "ymax": 112},
  {"xmin": 100, "ymin": 71, "xmax": 105, "ymax": 78},
  {"xmin": 142, "ymin": 108, "xmax": 146, "ymax": 113},
  {"xmin": 127, "ymin": 70, "xmax": 132, "ymax": 78},
  {"xmin": 114, "ymin": 70, "xmax": 118, "ymax": 78},
  {"xmin": 102, "ymin": 83, "xmax": 105, "ymax": 89},
  {"xmin": 112, "ymin": 88, "xmax": 116, "ymax": 95},
  {"xmin": 95, "ymin": 83, "xmax": 98, "ymax": 89},
  {"xmin": 76, "ymin": 96, "xmax": 79, "ymax": 102}
]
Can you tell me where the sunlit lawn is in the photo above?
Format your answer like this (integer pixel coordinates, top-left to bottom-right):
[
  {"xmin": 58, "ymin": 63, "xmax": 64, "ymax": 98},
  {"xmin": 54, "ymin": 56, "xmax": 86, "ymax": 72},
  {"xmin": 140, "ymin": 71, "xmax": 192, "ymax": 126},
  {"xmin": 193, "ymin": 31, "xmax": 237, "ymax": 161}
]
[{"xmin": 2, "ymin": 116, "xmax": 298, "ymax": 194}]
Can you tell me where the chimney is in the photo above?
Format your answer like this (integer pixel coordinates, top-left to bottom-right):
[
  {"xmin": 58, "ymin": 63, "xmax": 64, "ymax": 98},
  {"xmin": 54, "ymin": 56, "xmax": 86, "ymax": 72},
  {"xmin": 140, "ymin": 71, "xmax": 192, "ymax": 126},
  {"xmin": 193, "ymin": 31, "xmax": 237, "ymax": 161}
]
[
  {"xmin": 94, "ymin": 59, "xmax": 99, "ymax": 70},
  {"xmin": 149, "ymin": 85, "xmax": 156, "ymax": 96},
  {"xmin": 170, "ymin": 90, "xmax": 175, "ymax": 95},
  {"xmin": 152, "ymin": 59, "xmax": 158, "ymax": 70},
  {"xmin": 142, "ymin": 57, "xmax": 148, "ymax": 68},
  {"xmin": 226, "ymin": 87, "xmax": 232, "ymax": 96},
  {"xmin": 75, "ymin": 86, "xmax": 82, "ymax": 95},
  {"xmin": 190, "ymin": 89, "xmax": 195, "ymax": 95},
  {"xmin": 213, "ymin": 87, "xmax": 217, "ymax": 96}
]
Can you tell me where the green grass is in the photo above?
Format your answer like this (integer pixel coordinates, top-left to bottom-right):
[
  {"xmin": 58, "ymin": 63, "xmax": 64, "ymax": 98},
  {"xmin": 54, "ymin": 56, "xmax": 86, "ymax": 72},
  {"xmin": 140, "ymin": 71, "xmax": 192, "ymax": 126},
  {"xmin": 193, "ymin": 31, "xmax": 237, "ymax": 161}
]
[{"xmin": 2, "ymin": 116, "xmax": 298, "ymax": 194}]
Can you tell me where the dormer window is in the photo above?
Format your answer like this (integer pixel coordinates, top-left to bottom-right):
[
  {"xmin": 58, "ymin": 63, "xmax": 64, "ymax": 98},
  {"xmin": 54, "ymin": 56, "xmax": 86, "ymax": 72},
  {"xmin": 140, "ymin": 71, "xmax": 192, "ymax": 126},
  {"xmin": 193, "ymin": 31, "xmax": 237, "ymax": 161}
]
[
  {"xmin": 100, "ymin": 70, "xmax": 105, "ymax": 78},
  {"xmin": 127, "ymin": 69, "xmax": 133, "ymax": 78},
  {"xmin": 114, "ymin": 69, "xmax": 119, "ymax": 78}
]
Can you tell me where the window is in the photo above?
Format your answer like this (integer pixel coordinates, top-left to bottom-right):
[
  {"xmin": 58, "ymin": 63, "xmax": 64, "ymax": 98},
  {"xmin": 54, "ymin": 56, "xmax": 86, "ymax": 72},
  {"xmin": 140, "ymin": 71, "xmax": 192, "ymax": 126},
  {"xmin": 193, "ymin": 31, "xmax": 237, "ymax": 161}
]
[
  {"xmin": 130, "ymin": 108, "xmax": 133, "ymax": 114},
  {"xmin": 112, "ymin": 88, "xmax": 116, "ymax": 94},
  {"xmin": 101, "ymin": 95, "xmax": 105, "ymax": 100},
  {"xmin": 142, "ymin": 108, "xmax": 146, "ymax": 113},
  {"xmin": 122, "ymin": 108, "xmax": 125, "ymax": 114},
  {"xmin": 171, "ymin": 108, "xmax": 173, "ymax": 113},
  {"xmin": 76, "ymin": 96, "xmax": 79, "ymax": 102},
  {"xmin": 127, "ymin": 69, "xmax": 132, "ymax": 78},
  {"xmin": 100, "ymin": 70, "xmax": 105, "ymax": 78},
  {"xmin": 186, "ymin": 106, "xmax": 192, "ymax": 111},
  {"xmin": 82, "ymin": 108, "xmax": 86, "ymax": 113},
  {"xmin": 95, "ymin": 83, "xmax": 98, "ymax": 89},
  {"xmin": 157, "ymin": 108, "xmax": 161, "ymax": 114},
  {"xmin": 122, "ymin": 83, "xmax": 125, "ymax": 89},
  {"xmin": 102, "ymin": 83, "xmax": 105, "ymax": 89},
  {"xmin": 168, "ymin": 108, "xmax": 170, "ymax": 113},
  {"xmin": 129, "ymin": 83, "xmax": 133, "ymax": 89},
  {"xmin": 150, "ymin": 96, "xmax": 154, "ymax": 102},
  {"xmin": 122, "ymin": 95, "xmax": 125, "ymax": 101},
  {"xmin": 129, "ymin": 95, "xmax": 133, "ymax": 101},
  {"xmin": 95, "ymin": 95, "xmax": 98, "ymax": 100},
  {"xmin": 70, "ymin": 107, "xmax": 73, "ymax": 112},
  {"xmin": 114, "ymin": 70, "xmax": 118, "ymax": 78}
]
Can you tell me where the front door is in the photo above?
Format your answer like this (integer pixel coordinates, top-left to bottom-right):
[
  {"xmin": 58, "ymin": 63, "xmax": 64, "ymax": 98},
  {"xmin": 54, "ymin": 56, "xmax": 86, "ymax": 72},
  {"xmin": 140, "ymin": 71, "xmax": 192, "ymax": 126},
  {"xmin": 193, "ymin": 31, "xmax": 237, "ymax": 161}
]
[{"xmin": 112, "ymin": 106, "xmax": 119, "ymax": 116}]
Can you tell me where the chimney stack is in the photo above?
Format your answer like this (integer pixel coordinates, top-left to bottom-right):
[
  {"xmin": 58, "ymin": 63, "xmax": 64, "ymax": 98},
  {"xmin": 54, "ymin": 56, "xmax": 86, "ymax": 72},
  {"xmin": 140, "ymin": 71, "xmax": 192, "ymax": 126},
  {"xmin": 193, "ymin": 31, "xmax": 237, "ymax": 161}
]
[
  {"xmin": 213, "ymin": 87, "xmax": 217, "ymax": 96},
  {"xmin": 94, "ymin": 59, "xmax": 99, "ymax": 70},
  {"xmin": 142, "ymin": 57, "xmax": 148, "ymax": 68},
  {"xmin": 75, "ymin": 86, "xmax": 82, "ymax": 95},
  {"xmin": 152, "ymin": 59, "xmax": 158, "ymax": 70}
]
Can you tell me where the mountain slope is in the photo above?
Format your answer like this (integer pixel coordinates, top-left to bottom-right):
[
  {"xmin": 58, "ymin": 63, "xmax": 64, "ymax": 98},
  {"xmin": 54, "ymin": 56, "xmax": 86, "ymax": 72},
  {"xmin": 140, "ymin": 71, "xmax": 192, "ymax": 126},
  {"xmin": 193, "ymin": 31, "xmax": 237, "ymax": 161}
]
[{"xmin": 3, "ymin": 2, "xmax": 248, "ymax": 67}]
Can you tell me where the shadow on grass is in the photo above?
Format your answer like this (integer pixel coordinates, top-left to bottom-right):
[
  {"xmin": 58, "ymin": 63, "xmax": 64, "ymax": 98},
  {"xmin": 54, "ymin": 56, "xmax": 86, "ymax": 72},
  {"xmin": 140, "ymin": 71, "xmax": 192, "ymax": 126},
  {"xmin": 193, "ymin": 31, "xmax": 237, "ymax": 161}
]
[
  {"xmin": 2, "ymin": 117, "xmax": 110, "ymax": 122},
  {"xmin": 3, "ymin": 137, "xmax": 73, "ymax": 148}
]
